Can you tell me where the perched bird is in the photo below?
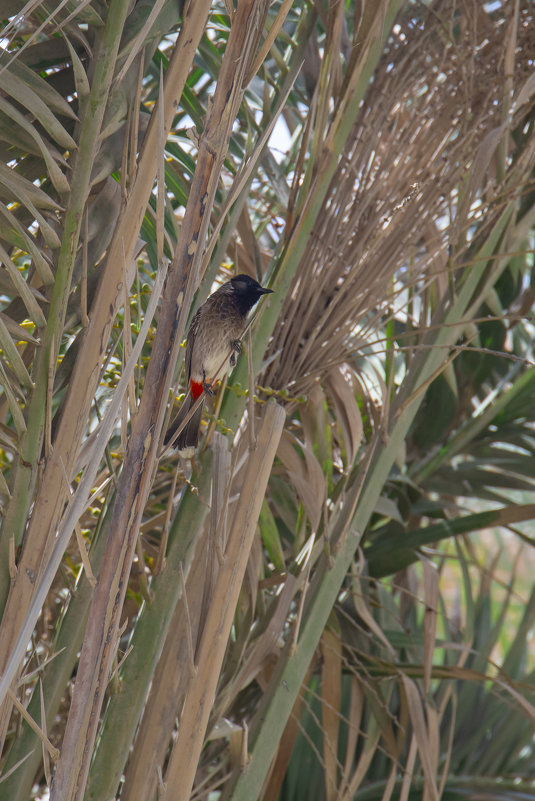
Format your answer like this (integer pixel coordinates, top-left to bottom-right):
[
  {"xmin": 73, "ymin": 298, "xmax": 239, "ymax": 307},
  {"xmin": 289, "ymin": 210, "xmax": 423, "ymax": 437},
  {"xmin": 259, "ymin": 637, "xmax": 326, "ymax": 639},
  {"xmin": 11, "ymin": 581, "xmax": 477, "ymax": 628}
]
[{"xmin": 165, "ymin": 274, "xmax": 273, "ymax": 457}]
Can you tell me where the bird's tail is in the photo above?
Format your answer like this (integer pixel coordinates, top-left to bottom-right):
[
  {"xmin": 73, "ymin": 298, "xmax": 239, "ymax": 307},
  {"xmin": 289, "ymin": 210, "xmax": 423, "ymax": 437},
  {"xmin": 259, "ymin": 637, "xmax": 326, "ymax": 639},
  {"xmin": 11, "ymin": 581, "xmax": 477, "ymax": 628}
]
[{"xmin": 164, "ymin": 394, "xmax": 204, "ymax": 458}]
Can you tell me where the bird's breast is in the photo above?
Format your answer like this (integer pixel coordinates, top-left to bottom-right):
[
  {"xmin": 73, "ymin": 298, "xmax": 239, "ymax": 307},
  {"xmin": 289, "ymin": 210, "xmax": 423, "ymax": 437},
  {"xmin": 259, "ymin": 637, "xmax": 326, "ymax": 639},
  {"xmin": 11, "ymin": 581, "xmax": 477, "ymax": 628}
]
[{"xmin": 191, "ymin": 312, "xmax": 245, "ymax": 382}]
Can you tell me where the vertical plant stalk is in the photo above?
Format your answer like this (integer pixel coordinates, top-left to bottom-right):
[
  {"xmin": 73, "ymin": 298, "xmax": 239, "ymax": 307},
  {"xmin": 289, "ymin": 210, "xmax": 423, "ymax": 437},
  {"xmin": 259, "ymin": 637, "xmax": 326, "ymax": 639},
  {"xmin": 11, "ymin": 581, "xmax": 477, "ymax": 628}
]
[
  {"xmin": 117, "ymin": 511, "xmax": 216, "ymax": 801},
  {"xmin": 223, "ymin": 203, "xmax": 519, "ymax": 801},
  {"xmin": 161, "ymin": 402, "xmax": 286, "ymax": 801},
  {"xmin": 50, "ymin": 3, "xmax": 271, "ymax": 799},
  {"xmin": 0, "ymin": 0, "xmax": 212, "ymax": 761},
  {"xmin": 84, "ymin": 449, "xmax": 215, "ymax": 801}
]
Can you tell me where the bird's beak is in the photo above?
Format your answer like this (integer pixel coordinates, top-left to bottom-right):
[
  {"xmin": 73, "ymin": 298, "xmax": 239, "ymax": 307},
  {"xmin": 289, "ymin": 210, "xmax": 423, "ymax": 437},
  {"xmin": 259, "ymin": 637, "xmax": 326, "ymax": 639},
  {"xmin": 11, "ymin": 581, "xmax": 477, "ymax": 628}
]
[{"xmin": 259, "ymin": 287, "xmax": 273, "ymax": 294}]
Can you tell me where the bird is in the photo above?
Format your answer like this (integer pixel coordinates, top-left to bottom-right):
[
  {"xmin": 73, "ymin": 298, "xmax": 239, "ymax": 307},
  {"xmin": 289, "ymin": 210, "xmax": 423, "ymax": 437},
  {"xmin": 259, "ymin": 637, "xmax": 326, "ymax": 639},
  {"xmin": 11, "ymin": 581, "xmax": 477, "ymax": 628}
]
[{"xmin": 165, "ymin": 273, "xmax": 273, "ymax": 457}]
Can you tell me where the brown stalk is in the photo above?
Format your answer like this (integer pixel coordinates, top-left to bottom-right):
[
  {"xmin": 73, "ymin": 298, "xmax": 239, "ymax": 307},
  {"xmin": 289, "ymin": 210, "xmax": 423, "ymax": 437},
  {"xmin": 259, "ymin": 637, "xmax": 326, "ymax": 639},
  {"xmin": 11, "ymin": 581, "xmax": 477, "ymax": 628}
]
[
  {"xmin": 161, "ymin": 401, "xmax": 285, "ymax": 801},
  {"xmin": 50, "ymin": 4, "xmax": 272, "ymax": 799},
  {"xmin": 120, "ymin": 523, "xmax": 215, "ymax": 801}
]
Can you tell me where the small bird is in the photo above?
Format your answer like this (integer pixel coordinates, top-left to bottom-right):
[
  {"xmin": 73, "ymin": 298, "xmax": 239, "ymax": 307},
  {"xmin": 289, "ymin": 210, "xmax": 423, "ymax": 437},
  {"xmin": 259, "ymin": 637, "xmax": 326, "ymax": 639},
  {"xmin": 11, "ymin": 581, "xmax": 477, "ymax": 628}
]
[{"xmin": 165, "ymin": 274, "xmax": 273, "ymax": 457}]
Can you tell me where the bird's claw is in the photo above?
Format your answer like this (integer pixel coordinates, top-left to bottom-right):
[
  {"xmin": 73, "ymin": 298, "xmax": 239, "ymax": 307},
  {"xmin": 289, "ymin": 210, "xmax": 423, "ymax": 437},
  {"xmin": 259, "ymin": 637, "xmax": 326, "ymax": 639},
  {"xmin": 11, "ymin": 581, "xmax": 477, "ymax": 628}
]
[
  {"xmin": 203, "ymin": 380, "xmax": 216, "ymax": 396},
  {"xmin": 231, "ymin": 339, "xmax": 242, "ymax": 354}
]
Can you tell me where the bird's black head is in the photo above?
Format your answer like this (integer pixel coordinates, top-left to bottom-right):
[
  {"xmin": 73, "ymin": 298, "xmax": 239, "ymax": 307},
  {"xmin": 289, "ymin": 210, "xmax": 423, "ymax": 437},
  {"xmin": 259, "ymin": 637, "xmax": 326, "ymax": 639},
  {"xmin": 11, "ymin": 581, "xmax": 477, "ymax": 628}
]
[{"xmin": 229, "ymin": 274, "xmax": 273, "ymax": 314}]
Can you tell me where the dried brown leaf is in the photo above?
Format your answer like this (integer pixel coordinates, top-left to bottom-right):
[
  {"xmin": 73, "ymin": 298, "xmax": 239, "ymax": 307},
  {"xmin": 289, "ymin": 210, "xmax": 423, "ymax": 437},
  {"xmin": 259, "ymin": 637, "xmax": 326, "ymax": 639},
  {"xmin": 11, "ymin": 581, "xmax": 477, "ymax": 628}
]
[
  {"xmin": 422, "ymin": 559, "xmax": 438, "ymax": 695},
  {"xmin": 400, "ymin": 674, "xmax": 439, "ymax": 801},
  {"xmin": 229, "ymin": 574, "xmax": 297, "ymax": 695},
  {"xmin": 277, "ymin": 430, "xmax": 325, "ymax": 531},
  {"xmin": 320, "ymin": 625, "xmax": 342, "ymax": 801}
]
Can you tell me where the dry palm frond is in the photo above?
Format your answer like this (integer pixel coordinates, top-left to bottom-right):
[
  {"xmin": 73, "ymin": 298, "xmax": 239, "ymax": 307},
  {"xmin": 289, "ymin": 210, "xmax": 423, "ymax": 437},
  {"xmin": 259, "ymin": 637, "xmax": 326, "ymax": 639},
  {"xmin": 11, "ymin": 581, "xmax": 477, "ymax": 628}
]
[{"xmin": 264, "ymin": 1, "xmax": 535, "ymax": 402}]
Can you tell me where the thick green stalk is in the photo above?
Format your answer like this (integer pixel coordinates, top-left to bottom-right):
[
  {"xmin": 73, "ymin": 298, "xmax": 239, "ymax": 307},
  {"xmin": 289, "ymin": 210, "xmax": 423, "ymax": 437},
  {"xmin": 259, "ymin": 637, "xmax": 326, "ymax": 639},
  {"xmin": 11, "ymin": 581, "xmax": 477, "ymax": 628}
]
[{"xmin": 224, "ymin": 178, "xmax": 518, "ymax": 801}]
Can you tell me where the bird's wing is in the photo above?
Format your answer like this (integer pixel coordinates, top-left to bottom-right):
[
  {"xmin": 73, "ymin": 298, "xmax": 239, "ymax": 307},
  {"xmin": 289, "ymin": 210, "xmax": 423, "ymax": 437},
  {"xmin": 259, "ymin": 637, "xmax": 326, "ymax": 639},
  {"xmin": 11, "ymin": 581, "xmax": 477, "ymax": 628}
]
[{"xmin": 184, "ymin": 307, "xmax": 202, "ymax": 382}]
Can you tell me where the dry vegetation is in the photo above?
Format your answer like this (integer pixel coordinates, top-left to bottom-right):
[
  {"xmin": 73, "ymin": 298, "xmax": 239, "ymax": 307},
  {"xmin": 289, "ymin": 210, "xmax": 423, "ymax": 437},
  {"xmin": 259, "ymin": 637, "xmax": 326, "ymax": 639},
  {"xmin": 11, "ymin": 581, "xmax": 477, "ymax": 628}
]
[{"xmin": 0, "ymin": 1, "xmax": 535, "ymax": 800}]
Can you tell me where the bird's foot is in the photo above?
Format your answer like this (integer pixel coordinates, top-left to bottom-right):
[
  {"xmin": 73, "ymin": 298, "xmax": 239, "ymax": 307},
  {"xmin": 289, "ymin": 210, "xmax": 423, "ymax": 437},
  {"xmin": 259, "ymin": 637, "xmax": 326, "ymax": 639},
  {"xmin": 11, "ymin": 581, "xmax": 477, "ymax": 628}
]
[
  {"xmin": 231, "ymin": 339, "xmax": 242, "ymax": 354},
  {"xmin": 203, "ymin": 379, "xmax": 216, "ymax": 396}
]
